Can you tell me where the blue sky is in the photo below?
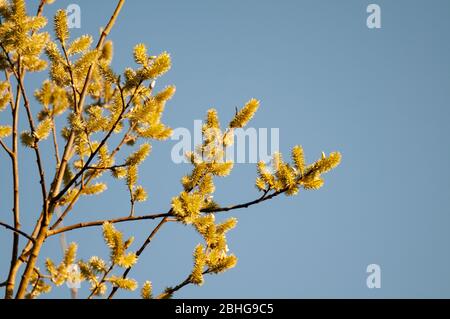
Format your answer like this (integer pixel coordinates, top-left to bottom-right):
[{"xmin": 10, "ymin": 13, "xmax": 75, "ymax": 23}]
[{"xmin": 1, "ymin": 0, "xmax": 450, "ymax": 298}]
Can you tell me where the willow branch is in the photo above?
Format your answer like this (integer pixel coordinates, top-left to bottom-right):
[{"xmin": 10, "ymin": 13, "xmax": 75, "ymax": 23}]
[
  {"xmin": 107, "ymin": 215, "xmax": 170, "ymax": 299},
  {"xmin": 49, "ymin": 182, "xmax": 86, "ymax": 231},
  {"xmin": 50, "ymin": 113, "xmax": 138, "ymax": 230},
  {"xmin": 0, "ymin": 222, "xmax": 34, "ymax": 243},
  {"xmin": 15, "ymin": 1, "xmax": 126, "ymax": 299},
  {"xmin": 87, "ymin": 264, "xmax": 114, "ymax": 299},
  {"xmin": 61, "ymin": 42, "xmax": 78, "ymax": 115},
  {"xmin": 86, "ymin": 164, "xmax": 127, "ymax": 171},
  {"xmin": 201, "ymin": 189, "xmax": 279, "ymax": 213},
  {"xmin": 51, "ymin": 121, "xmax": 60, "ymax": 166},
  {"xmin": 50, "ymin": 189, "xmax": 282, "ymax": 238},
  {"xmin": 35, "ymin": 0, "xmax": 46, "ymax": 19},
  {"xmin": 106, "ymin": 189, "xmax": 284, "ymax": 299},
  {"xmin": 0, "ymin": 139, "xmax": 13, "ymax": 157},
  {"xmin": 156, "ymin": 276, "xmax": 193, "ymax": 299},
  {"xmin": 51, "ymin": 80, "xmax": 142, "ymax": 205},
  {"xmin": 1, "ymin": 52, "xmax": 49, "ymax": 218},
  {"xmin": 156, "ymin": 270, "xmax": 211, "ymax": 299},
  {"xmin": 47, "ymin": 212, "xmax": 169, "ymax": 237},
  {"xmin": 49, "ymin": 0, "xmax": 125, "ymax": 203},
  {"xmin": 4, "ymin": 77, "xmax": 22, "ymax": 299}
]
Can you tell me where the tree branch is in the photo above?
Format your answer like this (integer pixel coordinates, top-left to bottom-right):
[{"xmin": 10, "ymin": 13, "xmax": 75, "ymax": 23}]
[
  {"xmin": 0, "ymin": 222, "xmax": 34, "ymax": 243},
  {"xmin": 14, "ymin": 0, "xmax": 126, "ymax": 299},
  {"xmin": 51, "ymin": 80, "xmax": 142, "ymax": 205},
  {"xmin": 155, "ymin": 270, "xmax": 212, "ymax": 299},
  {"xmin": 51, "ymin": 119, "xmax": 61, "ymax": 166},
  {"xmin": 87, "ymin": 264, "xmax": 114, "ymax": 299},
  {"xmin": 0, "ymin": 139, "xmax": 13, "ymax": 157},
  {"xmin": 49, "ymin": 0, "xmax": 125, "ymax": 207},
  {"xmin": 107, "ymin": 214, "xmax": 170, "ymax": 298},
  {"xmin": 4, "ymin": 76, "xmax": 22, "ymax": 299},
  {"xmin": 47, "ymin": 212, "xmax": 170, "ymax": 237},
  {"xmin": 156, "ymin": 276, "xmax": 193, "ymax": 299},
  {"xmin": 201, "ymin": 189, "xmax": 279, "ymax": 213}
]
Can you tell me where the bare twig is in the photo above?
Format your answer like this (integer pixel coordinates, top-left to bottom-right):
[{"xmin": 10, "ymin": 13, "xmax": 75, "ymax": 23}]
[
  {"xmin": 14, "ymin": 0, "xmax": 126, "ymax": 299},
  {"xmin": 51, "ymin": 79, "xmax": 142, "ymax": 205},
  {"xmin": 49, "ymin": 0, "xmax": 126, "ymax": 206},
  {"xmin": 155, "ymin": 270, "xmax": 211, "ymax": 299},
  {"xmin": 0, "ymin": 222, "xmax": 34, "ymax": 243},
  {"xmin": 47, "ymin": 212, "xmax": 170, "ymax": 237},
  {"xmin": 51, "ymin": 120, "xmax": 61, "ymax": 166},
  {"xmin": 0, "ymin": 139, "xmax": 13, "ymax": 157},
  {"xmin": 87, "ymin": 264, "xmax": 114, "ymax": 299},
  {"xmin": 107, "ymin": 214, "xmax": 170, "ymax": 298}
]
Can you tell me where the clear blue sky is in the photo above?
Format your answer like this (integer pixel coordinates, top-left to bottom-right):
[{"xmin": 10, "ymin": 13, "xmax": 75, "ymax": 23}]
[{"xmin": 1, "ymin": 0, "xmax": 450, "ymax": 298}]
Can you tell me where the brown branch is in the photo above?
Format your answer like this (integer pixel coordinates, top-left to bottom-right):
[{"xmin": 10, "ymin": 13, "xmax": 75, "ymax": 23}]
[
  {"xmin": 48, "ymin": 189, "xmax": 283, "ymax": 238},
  {"xmin": 51, "ymin": 80, "xmax": 141, "ymax": 205},
  {"xmin": 156, "ymin": 276, "xmax": 193, "ymax": 299},
  {"xmin": 4, "ymin": 10, "xmax": 48, "ymax": 298},
  {"xmin": 4, "ymin": 78, "xmax": 22, "ymax": 299},
  {"xmin": 36, "ymin": 0, "xmax": 46, "ymax": 18},
  {"xmin": 28, "ymin": 271, "xmax": 41, "ymax": 299},
  {"xmin": 47, "ymin": 212, "xmax": 170, "ymax": 237},
  {"xmin": 50, "ymin": 117, "xmax": 137, "ymax": 231},
  {"xmin": 49, "ymin": 0, "xmax": 125, "ymax": 206},
  {"xmin": 85, "ymin": 164, "xmax": 127, "ymax": 171},
  {"xmin": 107, "ymin": 214, "xmax": 170, "ymax": 299},
  {"xmin": 49, "ymin": 182, "xmax": 86, "ymax": 231},
  {"xmin": 201, "ymin": 189, "xmax": 279, "ymax": 213},
  {"xmin": 0, "ymin": 139, "xmax": 13, "ymax": 157},
  {"xmin": 16, "ymin": 64, "xmax": 49, "ymax": 219},
  {"xmin": 61, "ymin": 44, "xmax": 78, "ymax": 113},
  {"xmin": 0, "ymin": 51, "xmax": 49, "ymax": 217},
  {"xmin": 106, "ymin": 189, "xmax": 282, "ymax": 299},
  {"xmin": 15, "ymin": 0, "xmax": 126, "ymax": 299},
  {"xmin": 51, "ymin": 119, "xmax": 61, "ymax": 166},
  {"xmin": 87, "ymin": 264, "xmax": 114, "ymax": 299},
  {"xmin": 0, "ymin": 222, "xmax": 34, "ymax": 243},
  {"xmin": 155, "ymin": 270, "xmax": 211, "ymax": 299},
  {"xmin": 111, "ymin": 120, "xmax": 137, "ymax": 158},
  {"xmin": 105, "ymin": 183, "xmax": 295, "ymax": 300}
]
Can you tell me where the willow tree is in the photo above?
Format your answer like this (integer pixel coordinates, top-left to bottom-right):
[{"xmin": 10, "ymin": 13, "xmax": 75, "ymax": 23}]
[{"xmin": 0, "ymin": 0, "xmax": 341, "ymax": 299}]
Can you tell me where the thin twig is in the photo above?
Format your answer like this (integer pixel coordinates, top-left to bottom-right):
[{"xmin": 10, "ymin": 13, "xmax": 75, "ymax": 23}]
[
  {"xmin": 0, "ymin": 222, "xmax": 34, "ymax": 242},
  {"xmin": 47, "ymin": 212, "xmax": 170, "ymax": 237},
  {"xmin": 51, "ymin": 80, "xmax": 142, "ymax": 205},
  {"xmin": 51, "ymin": 119, "xmax": 60, "ymax": 166},
  {"xmin": 87, "ymin": 264, "xmax": 114, "ymax": 299},
  {"xmin": 49, "ymin": 0, "xmax": 125, "ymax": 206},
  {"xmin": 3, "ymin": 0, "xmax": 52, "ymax": 299},
  {"xmin": 156, "ymin": 270, "xmax": 211, "ymax": 299},
  {"xmin": 0, "ymin": 139, "xmax": 13, "ymax": 157},
  {"xmin": 107, "ymin": 214, "xmax": 170, "ymax": 298},
  {"xmin": 14, "ymin": 0, "xmax": 126, "ymax": 299}
]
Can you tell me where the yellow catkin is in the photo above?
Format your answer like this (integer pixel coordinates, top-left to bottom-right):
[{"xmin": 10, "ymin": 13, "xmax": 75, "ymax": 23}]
[
  {"xmin": 126, "ymin": 143, "xmax": 151, "ymax": 166},
  {"xmin": 68, "ymin": 35, "xmax": 93, "ymax": 55},
  {"xmin": 133, "ymin": 43, "xmax": 148, "ymax": 65},
  {"xmin": 191, "ymin": 244, "xmax": 206, "ymax": 285},
  {"xmin": 0, "ymin": 125, "xmax": 12, "ymax": 138},
  {"xmin": 147, "ymin": 52, "xmax": 171, "ymax": 78},
  {"xmin": 291, "ymin": 145, "xmax": 305, "ymax": 175},
  {"xmin": 141, "ymin": 281, "xmax": 153, "ymax": 299},
  {"xmin": 229, "ymin": 98, "xmax": 260, "ymax": 128}
]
